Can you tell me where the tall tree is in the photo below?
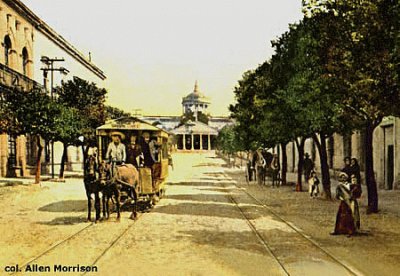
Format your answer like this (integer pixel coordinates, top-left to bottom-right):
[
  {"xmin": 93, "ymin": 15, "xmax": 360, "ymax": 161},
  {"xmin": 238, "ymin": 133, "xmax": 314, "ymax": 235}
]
[
  {"xmin": 303, "ymin": 0, "xmax": 400, "ymax": 212},
  {"xmin": 56, "ymin": 77, "xmax": 107, "ymax": 163},
  {"xmin": 105, "ymin": 105, "xmax": 131, "ymax": 120},
  {"xmin": 6, "ymin": 88, "xmax": 60, "ymax": 183},
  {"xmin": 52, "ymin": 105, "xmax": 85, "ymax": 179}
]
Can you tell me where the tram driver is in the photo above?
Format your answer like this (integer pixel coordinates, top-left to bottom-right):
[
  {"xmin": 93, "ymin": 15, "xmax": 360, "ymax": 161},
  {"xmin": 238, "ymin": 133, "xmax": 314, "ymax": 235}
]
[{"xmin": 105, "ymin": 131, "xmax": 126, "ymax": 165}]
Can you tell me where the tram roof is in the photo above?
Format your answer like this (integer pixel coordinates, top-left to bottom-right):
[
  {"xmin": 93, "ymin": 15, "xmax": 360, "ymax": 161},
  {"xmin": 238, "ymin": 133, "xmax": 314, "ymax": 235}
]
[{"xmin": 97, "ymin": 116, "xmax": 169, "ymax": 134}]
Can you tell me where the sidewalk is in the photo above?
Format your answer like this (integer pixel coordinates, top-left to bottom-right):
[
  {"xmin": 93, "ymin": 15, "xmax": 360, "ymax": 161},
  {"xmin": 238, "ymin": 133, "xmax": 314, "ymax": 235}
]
[
  {"xmin": 224, "ymin": 165, "xmax": 400, "ymax": 276},
  {"xmin": 224, "ymin": 153, "xmax": 400, "ymax": 217},
  {"xmin": 0, "ymin": 169, "xmax": 84, "ymax": 188}
]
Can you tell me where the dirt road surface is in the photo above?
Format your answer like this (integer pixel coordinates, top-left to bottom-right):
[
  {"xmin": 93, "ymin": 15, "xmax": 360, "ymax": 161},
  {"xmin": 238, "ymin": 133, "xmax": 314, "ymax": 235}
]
[{"xmin": 0, "ymin": 153, "xmax": 397, "ymax": 275}]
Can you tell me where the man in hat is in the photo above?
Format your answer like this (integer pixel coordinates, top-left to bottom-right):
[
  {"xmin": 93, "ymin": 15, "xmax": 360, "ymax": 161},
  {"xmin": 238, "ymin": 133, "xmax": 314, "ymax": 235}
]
[
  {"xmin": 303, "ymin": 153, "xmax": 314, "ymax": 183},
  {"xmin": 139, "ymin": 132, "xmax": 155, "ymax": 168},
  {"xmin": 105, "ymin": 131, "xmax": 126, "ymax": 165},
  {"xmin": 126, "ymin": 135, "xmax": 141, "ymax": 168}
]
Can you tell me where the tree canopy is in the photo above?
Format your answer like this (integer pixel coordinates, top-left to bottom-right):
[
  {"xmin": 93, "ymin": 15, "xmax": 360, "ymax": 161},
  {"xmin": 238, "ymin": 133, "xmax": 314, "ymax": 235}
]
[{"xmin": 229, "ymin": 0, "xmax": 400, "ymax": 208}]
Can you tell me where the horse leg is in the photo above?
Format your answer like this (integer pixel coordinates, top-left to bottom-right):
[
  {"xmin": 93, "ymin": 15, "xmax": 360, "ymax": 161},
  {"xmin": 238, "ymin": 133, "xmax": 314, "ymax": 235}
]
[
  {"xmin": 115, "ymin": 189, "xmax": 121, "ymax": 221},
  {"xmin": 263, "ymin": 170, "xmax": 266, "ymax": 186},
  {"xmin": 273, "ymin": 171, "xmax": 277, "ymax": 187},
  {"xmin": 102, "ymin": 192, "xmax": 106, "ymax": 219},
  {"xmin": 130, "ymin": 188, "xmax": 138, "ymax": 220},
  {"xmin": 87, "ymin": 192, "xmax": 92, "ymax": 222},
  {"xmin": 95, "ymin": 192, "xmax": 101, "ymax": 222},
  {"xmin": 105, "ymin": 193, "xmax": 110, "ymax": 219},
  {"xmin": 272, "ymin": 173, "xmax": 275, "ymax": 187},
  {"xmin": 277, "ymin": 172, "xmax": 281, "ymax": 187}
]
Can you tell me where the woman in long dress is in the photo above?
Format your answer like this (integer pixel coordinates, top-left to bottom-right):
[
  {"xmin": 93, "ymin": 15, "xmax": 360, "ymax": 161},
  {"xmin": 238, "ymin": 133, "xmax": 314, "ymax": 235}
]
[{"xmin": 331, "ymin": 172, "xmax": 362, "ymax": 236}]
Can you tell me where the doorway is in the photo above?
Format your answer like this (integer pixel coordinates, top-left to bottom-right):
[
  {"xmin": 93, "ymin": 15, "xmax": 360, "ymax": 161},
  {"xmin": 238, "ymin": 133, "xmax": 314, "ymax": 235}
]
[{"xmin": 387, "ymin": 145, "xmax": 394, "ymax": 190}]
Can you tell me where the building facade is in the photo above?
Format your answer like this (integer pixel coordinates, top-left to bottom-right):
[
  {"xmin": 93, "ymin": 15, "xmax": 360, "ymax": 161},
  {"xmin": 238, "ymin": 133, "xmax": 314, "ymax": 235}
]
[
  {"xmin": 280, "ymin": 117, "xmax": 400, "ymax": 190},
  {"xmin": 141, "ymin": 81, "xmax": 233, "ymax": 152},
  {"xmin": 0, "ymin": 0, "xmax": 106, "ymax": 177}
]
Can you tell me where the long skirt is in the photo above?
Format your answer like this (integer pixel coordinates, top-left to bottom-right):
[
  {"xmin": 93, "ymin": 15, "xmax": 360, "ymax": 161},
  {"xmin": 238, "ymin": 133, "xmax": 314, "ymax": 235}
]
[{"xmin": 334, "ymin": 201, "xmax": 357, "ymax": 235}]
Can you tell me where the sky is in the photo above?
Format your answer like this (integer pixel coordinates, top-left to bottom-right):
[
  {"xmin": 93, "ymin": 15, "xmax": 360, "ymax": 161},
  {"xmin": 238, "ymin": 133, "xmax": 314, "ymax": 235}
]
[{"xmin": 22, "ymin": 0, "xmax": 303, "ymax": 116}]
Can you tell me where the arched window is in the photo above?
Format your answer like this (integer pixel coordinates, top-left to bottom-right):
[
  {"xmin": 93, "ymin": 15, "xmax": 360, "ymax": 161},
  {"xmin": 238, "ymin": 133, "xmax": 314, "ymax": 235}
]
[
  {"xmin": 4, "ymin": 35, "xmax": 12, "ymax": 66},
  {"xmin": 22, "ymin": 47, "xmax": 28, "ymax": 75}
]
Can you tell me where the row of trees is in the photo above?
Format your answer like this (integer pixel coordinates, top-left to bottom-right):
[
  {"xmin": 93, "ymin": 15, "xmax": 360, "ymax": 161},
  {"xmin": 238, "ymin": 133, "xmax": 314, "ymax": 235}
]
[
  {"xmin": 228, "ymin": 0, "xmax": 400, "ymax": 213},
  {"xmin": 1, "ymin": 76, "xmax": 128, "ymax": 183}
]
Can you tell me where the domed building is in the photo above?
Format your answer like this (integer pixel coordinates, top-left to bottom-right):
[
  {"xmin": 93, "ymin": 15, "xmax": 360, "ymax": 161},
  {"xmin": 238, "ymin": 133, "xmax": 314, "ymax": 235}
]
[
  {"xmin": 181, "ymin": 81, "xmax": 211, "ymax": 121},
  {"xmin": 141, "ymin": 81, "xmax": 234, "ymax": 151}
]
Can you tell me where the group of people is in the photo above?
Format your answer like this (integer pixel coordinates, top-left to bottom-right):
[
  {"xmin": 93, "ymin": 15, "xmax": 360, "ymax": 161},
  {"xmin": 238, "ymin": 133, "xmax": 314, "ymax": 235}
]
[
  {"xmin": 104, "ymin": 131, "xmax": 162, "ymax": 194},
  {"xmin": 332, "ymin": 157, "xmax": 362, "ymax": 237},
  {"xmin": 304, "ymin": 154, "xmax": 363, "ymax": 236},
  {"xmin": 105, "ymin": 131, "xmax": 160, "ymax": 168}
]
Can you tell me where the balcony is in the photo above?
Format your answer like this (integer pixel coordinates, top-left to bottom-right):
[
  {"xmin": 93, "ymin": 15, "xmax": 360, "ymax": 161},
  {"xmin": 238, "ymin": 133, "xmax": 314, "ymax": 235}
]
[{"xmin": 0, "ymin": 62, "xmax": 43, "ymax": 92}]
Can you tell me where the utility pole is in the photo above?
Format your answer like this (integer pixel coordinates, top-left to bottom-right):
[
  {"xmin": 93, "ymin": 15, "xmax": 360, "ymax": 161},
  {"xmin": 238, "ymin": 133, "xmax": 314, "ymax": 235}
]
[{"xmin": 41, "ymin": 56, "xmax": 69, "ymax": 179}]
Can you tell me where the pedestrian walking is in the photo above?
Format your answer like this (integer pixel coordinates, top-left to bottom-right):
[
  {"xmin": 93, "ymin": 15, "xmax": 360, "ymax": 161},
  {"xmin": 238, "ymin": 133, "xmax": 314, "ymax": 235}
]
[
  {"xmin": 303, "ymin": 153, "xmax": 314, "ymax": 183},
  {"xmin": 350, "ymin": 158, "xmax": 362, "ymax": 188},
  {"xmin": 308, "ymin": 170, "xmax": 320, "ymax": 198},
  {"xmin": 341, "ymin": 157, "xmax": 352, "ymax": 182}
]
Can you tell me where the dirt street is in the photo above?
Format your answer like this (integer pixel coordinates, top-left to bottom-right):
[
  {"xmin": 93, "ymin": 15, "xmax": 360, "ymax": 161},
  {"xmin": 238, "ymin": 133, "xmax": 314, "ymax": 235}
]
[{"xmin": 0, "ymin": 153, "xmax": 397, "ymax": 275}]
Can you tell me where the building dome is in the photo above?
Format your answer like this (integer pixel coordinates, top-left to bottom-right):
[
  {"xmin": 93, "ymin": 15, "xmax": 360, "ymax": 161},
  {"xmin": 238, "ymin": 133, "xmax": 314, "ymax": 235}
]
[
  {"xmin": 182, "ymin": 81, "xmax": 211, "ymax": 119},
  {"xmin": 182, "ymin": 81, "xmax": 211, "ymax": 105}
]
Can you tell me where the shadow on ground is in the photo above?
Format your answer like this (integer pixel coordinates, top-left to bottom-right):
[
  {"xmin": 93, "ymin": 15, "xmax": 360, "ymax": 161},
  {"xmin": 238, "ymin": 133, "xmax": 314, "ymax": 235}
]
[
  {"xmin": 38, "ymin": 216, "xmax": 87, "ymax": 225},
  {"xmin": 192, "ymin": 163, "xmax": 224, "ymax": 168},
  {"xmin": 38, "ymin": 200, "xmax": 87, "ymax": 212},
  {"xmin": 153, "ymin": 201, "xmax": 264, "ymax": 220},
  {"xmin": 167, "ymin": 181, "xmax": 221, "ymax": 187},
  {"xmin": 178, "ymin": 229, "xmax": 268, "ymax": 255},
  {"xmin": 166, "ymin": 193, "xmax": 232, "ymax": 203}
]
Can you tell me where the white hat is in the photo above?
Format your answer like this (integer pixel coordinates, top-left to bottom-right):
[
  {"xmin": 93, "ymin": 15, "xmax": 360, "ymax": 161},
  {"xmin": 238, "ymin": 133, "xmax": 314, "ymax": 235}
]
[{"xmin": 110, "ymin": 131, "xmax": 125, "ymax": 140}]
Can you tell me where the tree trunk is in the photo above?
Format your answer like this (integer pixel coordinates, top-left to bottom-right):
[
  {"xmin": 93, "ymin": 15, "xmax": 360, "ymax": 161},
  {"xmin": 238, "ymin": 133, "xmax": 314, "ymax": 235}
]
[
  {"xmin": 313, "ymin": 133, "xmax": 332, "ymax": 199},
  {"xmin": 365, "ymin": 121, "xmax": 379, "ymax": 214},
  {"xmin": 59, "ymin": 143, "xmax": 68, "ymax": 179},
  {"xmin": 295, "ymin": 137, "xmax": 306, "ymax": 191},
  {"xmin": 281, "ymin": 143, "xmax": 287, "ymax": 185},
  {"xmin": 35, "ymin": 135, "xmax": 43, "ymax": 184}
]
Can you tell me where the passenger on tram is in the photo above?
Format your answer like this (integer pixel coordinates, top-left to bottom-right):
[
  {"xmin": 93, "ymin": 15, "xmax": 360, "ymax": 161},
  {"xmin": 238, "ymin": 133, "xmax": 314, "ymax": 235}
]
[
  {"xmin": 126, "ymin": 135, "xmax": 141, "ymax": 169},
  {"xmin": 139, "ymin": 132, "xmax": 155, "ymax": 168},
  {"xmin": 139, "ymin": 132, "xmax": 161, "ymax": 195},
  {"xmin": 149, "ymin": 135, "xmax": 160, "ymax": 162}
]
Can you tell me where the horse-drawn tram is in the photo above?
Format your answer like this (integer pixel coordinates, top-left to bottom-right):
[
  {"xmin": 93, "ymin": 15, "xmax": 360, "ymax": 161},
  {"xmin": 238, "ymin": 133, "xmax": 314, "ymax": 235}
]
[{"xmin": 88, "ymin": 116, "xmax": 170, "ymax": 221}]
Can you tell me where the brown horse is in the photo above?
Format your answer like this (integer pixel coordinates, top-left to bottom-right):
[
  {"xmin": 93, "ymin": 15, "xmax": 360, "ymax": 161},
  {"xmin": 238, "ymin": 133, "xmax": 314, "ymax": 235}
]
[{"xmin": 102, "ymin": 162, "xmax": 139, "ymax": 220}]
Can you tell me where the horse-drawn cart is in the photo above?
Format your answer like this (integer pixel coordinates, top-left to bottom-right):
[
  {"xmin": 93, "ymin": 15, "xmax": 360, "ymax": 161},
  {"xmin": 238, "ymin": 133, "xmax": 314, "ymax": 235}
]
[{"xmin": 96, "ymin": 116, "xmax": 170, "ymax": 203}]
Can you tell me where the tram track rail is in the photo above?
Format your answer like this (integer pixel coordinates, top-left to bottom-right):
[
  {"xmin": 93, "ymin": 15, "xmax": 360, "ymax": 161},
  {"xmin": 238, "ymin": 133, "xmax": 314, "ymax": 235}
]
[
  {"xmin": 11, "ymin": 204, "xmax": 147, "ymax": 276},
  {"xmin": 80, "ymin": 212, "xmax": 144, "ymax": 276},
  {"xmin": 222, "ymin": 172, "xmax": 362, "ymax": 276},
  {"xmin": 11, "ymin": 222, "xmax": 95, "ymax": 275},
  {"xmin": 226, "ymin": 193, "xmax": 290, "ymax": 276}
]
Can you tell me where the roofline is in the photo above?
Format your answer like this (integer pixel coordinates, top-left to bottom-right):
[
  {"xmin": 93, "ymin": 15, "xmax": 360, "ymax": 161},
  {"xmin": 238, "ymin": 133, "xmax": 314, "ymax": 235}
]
[
  {"xmin": 104, "ymin": 116, "xmax": 173, "ymax": 135},
  {"xmin": 6, "ymin": 0, "xmax": 106, "ymax": 80}
]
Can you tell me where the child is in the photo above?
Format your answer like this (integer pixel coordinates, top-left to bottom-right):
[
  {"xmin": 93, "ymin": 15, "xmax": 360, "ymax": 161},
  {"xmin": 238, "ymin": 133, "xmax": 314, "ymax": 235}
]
[{"xmin": 308, "ymin": 170, "xmax": 320, "ymax": 198}]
